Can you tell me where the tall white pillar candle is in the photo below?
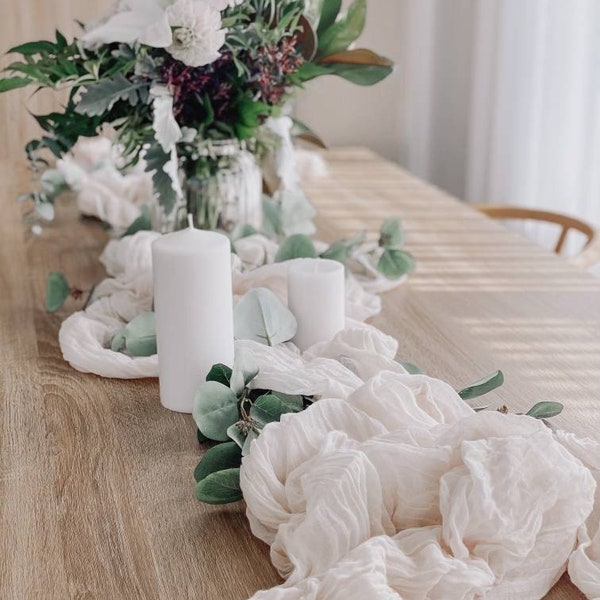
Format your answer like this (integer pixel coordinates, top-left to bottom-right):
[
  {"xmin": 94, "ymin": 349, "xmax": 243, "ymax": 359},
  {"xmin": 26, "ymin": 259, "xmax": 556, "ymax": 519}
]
[
  {"xmin": 287, "ymin": 258, "xmax": 345, "ymax": 351},
  {"xmin": 152, "ymin": 224, "xmax": 234, "ymax": 413}
]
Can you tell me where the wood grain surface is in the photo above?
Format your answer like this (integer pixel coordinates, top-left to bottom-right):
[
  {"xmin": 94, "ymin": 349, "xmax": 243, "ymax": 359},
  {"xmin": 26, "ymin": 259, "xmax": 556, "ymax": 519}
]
[{"xmin": 2, "ymin": 148, "xmax": 600, "ymax": 599}]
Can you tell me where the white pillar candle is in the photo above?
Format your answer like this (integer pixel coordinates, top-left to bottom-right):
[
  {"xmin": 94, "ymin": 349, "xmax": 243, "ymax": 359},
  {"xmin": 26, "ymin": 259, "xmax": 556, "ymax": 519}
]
[
  {"xmin": 287, "ymin": 258, "xmax": 345, "ymax": 351},
  {"xmin": 152, "ymin": 222, "xmax": 234, "ymax": 413}
]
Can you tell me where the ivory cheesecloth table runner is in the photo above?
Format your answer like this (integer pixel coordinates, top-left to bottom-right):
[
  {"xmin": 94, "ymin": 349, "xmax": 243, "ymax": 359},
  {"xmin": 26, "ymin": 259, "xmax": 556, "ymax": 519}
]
[{"xmin": 1, "ymin": 148, "xmax": 599, "ymax": 599}]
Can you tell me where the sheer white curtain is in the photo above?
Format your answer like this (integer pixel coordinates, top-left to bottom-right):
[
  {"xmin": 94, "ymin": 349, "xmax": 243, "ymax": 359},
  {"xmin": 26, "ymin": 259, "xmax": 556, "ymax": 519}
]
[{"xmin": 401, "ymin": 0, "xmax": 600, "ymax": 254}]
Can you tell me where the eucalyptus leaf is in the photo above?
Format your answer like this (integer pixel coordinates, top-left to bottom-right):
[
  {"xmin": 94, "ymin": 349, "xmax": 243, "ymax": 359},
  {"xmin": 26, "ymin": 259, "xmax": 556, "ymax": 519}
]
[
  {"xmin": 194, "ymin": 468, "xmax": 242, "ymax": 505},
  {"xmin": 249, "ymin": 393, "xmax": 303, "ymax": 426},
  {"xmin": 379, "ymin": 218, "xmax": 404, "ymax": 248},
  {"xmin": 111, "ymin": 329, "xmax": 126, "ymax": 353},
  {"xmin": 230, "ymin": 352, "xmax": 259, "ymax": 397},
  {"xmin": 193, "ymin": 441, "xmax": 242, "ymax": 483},
  {"xmin": 121, "ymin": 312, "xmax": 156, "ymax": 357},
  {"xmin": 242, "ymin": 428, "xmax": 259, "ymax": 457},
  {"xmin": 377, "ymin": 249, "xmax": 415, "ymax": 280},
  {"xmin": 458, "ymin": 370, "xmax": 505, "ymax": 400},
  {"xmin": 400, "ymin": 361, "xmax": 423, "ymax": 375},
  {"xmin": 193, "ymin": 381, "xmax": 239, "ymax": 442},
  {"xmin": 262, "ymin": 196, "xmax": 283, "ymax": 237},
  {"xmin": 275, "ymin": 234, "xmax": 318, "ymax": 262},
  {"xmin": 232, "ymin": 223, "xmax": 258, "ymax": 241},
  {"xmin": 45, "ymin": 272, "xmax": 70, "ymax": 312},
  {"xmin": 122, "ymin": 206, "xmax": 151, "ymax": 237},
  {"xmin": 206, "ymin": 363, "xmax": 233, "ymax": 387},
  {"xmin": 280, "ymin": 190, "xmax": 317, "ymax": 236},
  {"xmin": 227, "ymin": 422, "xmax": 247, "ymax": 449},
  {"xmin": 526, "ymin": 402, "xmax": 564, "ymax": 420},
  {"xmin": 36, "ymin": 202, "xmax": 55, "ymax": 221},
  {"xmin": 234, "ymin": 288, "xmax": 297, "ymax": 346},
  {"xmin": 320, "ymin": 231, "xmax": 366, "ymax": 264}
]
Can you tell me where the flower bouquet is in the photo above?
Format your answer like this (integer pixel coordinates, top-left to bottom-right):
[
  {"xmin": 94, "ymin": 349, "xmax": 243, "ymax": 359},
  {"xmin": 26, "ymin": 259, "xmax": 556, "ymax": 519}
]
[{"xmin": 1, "ymin": 0, "xmax": 394, "ymax": 232}]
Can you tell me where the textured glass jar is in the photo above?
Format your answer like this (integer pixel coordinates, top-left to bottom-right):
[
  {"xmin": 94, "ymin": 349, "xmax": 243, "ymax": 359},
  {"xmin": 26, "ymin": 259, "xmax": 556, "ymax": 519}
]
[
  {"xmin": 151, "ymin": 140, "xmax": 263, "ymax": 233},
  {"xmin": 185, "ymin": 139, "xmax": 263, "ymax": 232}
]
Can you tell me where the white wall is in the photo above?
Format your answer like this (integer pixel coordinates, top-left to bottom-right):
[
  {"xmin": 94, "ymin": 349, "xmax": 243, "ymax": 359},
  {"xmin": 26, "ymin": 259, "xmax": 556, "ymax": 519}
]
[{"xmin": 295, "ymin": 0, "xmax": 408, "ymax": 162}]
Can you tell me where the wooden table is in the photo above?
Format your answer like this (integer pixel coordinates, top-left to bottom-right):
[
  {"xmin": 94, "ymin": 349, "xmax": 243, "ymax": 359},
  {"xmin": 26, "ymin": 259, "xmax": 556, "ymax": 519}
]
[{"xmin": 2, "ymin": 148, "xmax": 599, "ymax": 599}]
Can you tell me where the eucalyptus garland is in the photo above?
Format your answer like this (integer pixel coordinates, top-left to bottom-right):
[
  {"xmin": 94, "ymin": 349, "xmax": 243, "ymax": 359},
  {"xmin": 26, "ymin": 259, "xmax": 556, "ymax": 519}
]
[{"xmin": 192, "ymin": 360, "xmax": 564, "ymax": 505}]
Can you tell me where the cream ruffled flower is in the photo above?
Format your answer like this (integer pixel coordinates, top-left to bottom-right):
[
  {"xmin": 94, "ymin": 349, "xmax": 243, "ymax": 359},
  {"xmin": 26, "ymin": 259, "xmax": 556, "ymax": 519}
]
[
  {"xmin": 166, "ymin": 0, "xmax": 226, "ymax": 67},
  {"xmin": 82, "ymin": 0, "xmax": 173, "ymax": 48},
  {"xmin": 208, "ymin": 0, "xmax": 243, "ymax": 10}
]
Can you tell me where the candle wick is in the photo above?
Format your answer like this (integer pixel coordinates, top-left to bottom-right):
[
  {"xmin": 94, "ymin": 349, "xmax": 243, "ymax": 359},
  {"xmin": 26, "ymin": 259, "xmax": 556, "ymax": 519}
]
[{"xmin": 187, "ymin": 214, "xmax": 195, "ymax": 230}]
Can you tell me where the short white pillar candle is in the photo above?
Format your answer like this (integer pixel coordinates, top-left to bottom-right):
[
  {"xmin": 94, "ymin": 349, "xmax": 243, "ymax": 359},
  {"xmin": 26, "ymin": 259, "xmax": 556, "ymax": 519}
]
[
  {"xmin": 152, "ymin": 223, "xmax": 234, "ymax": 413},
  {"xmin": 287, "ymin": 258, "xmax": 345, "ymax": 351}
]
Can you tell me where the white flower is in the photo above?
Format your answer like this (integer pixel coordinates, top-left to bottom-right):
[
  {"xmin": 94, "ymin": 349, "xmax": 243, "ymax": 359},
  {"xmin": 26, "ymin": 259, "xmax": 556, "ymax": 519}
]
[
  {"xmin": 208, "ymin": 0, "xmax": 243, "ymax": 10},
  {"xmin": 165, "ymin": 0, "xmax": 226, "ymax": 67},
  {"xmin": 82, "ymin": 0, "xmax": 172, "ymax": 48}
]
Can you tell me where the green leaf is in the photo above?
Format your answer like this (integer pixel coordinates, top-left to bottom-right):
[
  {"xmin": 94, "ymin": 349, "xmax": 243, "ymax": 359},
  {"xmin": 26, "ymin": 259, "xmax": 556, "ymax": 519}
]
[
  {"xmin": 400, "ymin": 361, "xmax": 423, "ymax": 375},
  {"xmin": 111, "ymin": 329, "xmax": 126, "ymax": 352},
  {"xmin": 227, "ymin": 422, "xmax": 247, "ymax": 449},
  {"xmin": 144, "ymin": 144, "xmax": 177, "ymax": 215},
  {"xmin": 55, "ymin": 30, "xmax": 68, "ymax": 49},
  {"xmin": 320, "ymin": 231, "xmax": 365, "ymax": 263},
  {"xmin": 526, "ymin": 402, "xmax": 564, "ymax": 419},
  {"xmin": 249, "ymin": 393, "xmax": 303, "ymax": 427},
  {"xmin": 0, "ymin": 76, "xmax": 33, "ymax": 93},
  {"xmin": 36, "ymin": 201, "xmax": 55, "ymax": 221},
  {"xmin": 195, "ymin": 468, "xmax": 242, "ymax": 505},
  {"xmin": 232, "ymin": 223, "xmax": 258, "ymax": 241},
  {"xmin": 318, "ymin": 0, "xmax": 366, "ymax": 57},
  {"xmin": 320, "ymin": 240, "xmax": 349, "ymax": 263},
  {"xmin": 377, "ymin": 249, "xmax": 415, "ymax": 279},
  {"xmin": 194, "ymin": 442, "xmax": 242, "ymax": 483},
  {"xmin": 235, "ymin": 96, "xmax": 269, "ymax": 139},
  {"xmin": 197, "ymin": 428, "xmax": 208, "ymax": 444},
  {"xmin": 293, "ymin": 62, "xmax": 331, "ymax": 83},
  {"xmin": 75, "ymin": 75, "xmax": 142, "ymax": 117},
  {"xmin": 120, "ymin": 312, "xmax": 157, "ymax": 357},
  {"xmin": 122, "ymin": 206, "xmax": 151, "ymax": 237},
  {"xmin": 262, "ymin": 196, "xmax": 283, "ymax": 237},
  {"xmin": 45, "ymin": 272, "xmax": 70, "ymax": 312},
  {"xmin": 275, "ymin": 234, "xmax": 318, "ymax": 262},
  {"xmin": 319, "ymin": 48, "xmax": 394, "ymax": 86},
  {"xmin": 325, "ymin": 62, "xmax": 392, "ymax": 86},
  {"xmin": 318, "ymin": 0, "xmax": 342, "ymax": 35},
  {"xmin": 7, "ymin": 41, "xmax": 56, "ymax": 55},
  {"xmin": 206, "ymin": 363, "xmax": 233, "ymax": 387},
  {"xmin": 230, "ymin": 352, "xmax": 259, "ymax": 397},
  {"xmin": 459, "ymin": 370, "xmax": 505, "ymax": 401},
  {"xmin": 234, "ymin": 288, "xmax": 298, "ymax": 346},
  {"xmin": 379, "ymin": 218, "xmax": 404, "ymax": 248},
  {"xmin": 193, "ymin": 381, "xmax": 240, "ymax": 442},
  {"xmin": 242, "ymin": 427, "xmax": 259, "ymax": 457}
]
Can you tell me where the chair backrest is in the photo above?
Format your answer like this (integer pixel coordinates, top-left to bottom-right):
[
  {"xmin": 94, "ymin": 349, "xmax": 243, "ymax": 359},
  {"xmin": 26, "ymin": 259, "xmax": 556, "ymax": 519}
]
[{"xmin": 471, "ymin": 204, "xmax": 595, "ymax": 255}]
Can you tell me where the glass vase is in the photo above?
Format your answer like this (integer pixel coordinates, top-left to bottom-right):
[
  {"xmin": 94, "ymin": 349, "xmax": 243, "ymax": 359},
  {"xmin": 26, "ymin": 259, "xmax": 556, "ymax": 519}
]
[{"xmin": 151, "ymin": 139, "xmax": 263, "ymax": 234}]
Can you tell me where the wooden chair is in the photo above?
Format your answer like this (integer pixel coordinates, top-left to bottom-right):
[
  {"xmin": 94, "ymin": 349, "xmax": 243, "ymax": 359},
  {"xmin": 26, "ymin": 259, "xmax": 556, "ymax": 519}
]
[{"xmin": 471, "ymin": 204, "xmax": 600, "ymax": 269}]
